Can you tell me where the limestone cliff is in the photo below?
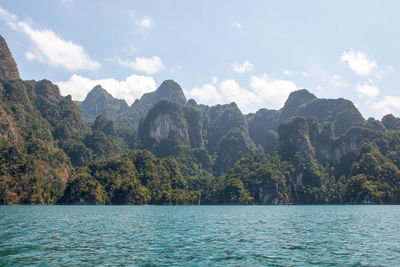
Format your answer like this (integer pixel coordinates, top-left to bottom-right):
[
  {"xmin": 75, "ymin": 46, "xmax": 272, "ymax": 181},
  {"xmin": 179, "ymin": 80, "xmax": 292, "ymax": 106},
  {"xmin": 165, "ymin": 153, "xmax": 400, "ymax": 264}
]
[
  {"xmin": 0, "ymin": 35, "xmax": 20, "ymax": 80},
  {"xmin": 116, "ymin": 80, "xmax": 187, "ymax": 129},
  {"xmin": 138, "ymin": 100, "xmax": 189, "ymax": 157},
  {"xmin": 79, "ymin": 85, "xmax": 129, "ymax": 122}
]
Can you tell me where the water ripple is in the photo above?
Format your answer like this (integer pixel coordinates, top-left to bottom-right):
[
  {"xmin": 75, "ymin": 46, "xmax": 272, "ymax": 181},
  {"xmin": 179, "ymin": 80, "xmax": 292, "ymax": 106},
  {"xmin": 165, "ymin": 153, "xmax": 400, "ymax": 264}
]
[{"xmin": 0, "ymin": 205, "xmax": 399, "ymax": 266}]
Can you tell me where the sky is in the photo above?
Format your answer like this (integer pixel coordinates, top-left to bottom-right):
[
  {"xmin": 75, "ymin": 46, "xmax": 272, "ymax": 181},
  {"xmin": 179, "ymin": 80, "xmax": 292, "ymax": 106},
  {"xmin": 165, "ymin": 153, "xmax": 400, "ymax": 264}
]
[{"xmin": 1, "ymin": 0, "xmax": 400, "ymax": 119}]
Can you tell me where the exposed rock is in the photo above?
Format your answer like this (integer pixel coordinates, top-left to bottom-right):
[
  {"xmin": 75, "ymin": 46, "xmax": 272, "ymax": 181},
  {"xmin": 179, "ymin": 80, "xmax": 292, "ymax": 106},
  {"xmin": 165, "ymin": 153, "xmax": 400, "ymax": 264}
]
[
  {"xmin": 382, "ymin": 114, "xmax": 400, "ymax": 130},
  {"xmin": 0, "ymin": 107, "xmax": 18, "ymax": 142},
  {"xmin": 0, "ymin": 35, "xmax": 20, "ymax": 80},
  {"xmin": 248, "ymin": 108, "xmax": 280, "ymax": 152},
  {"xmin": 150, "ymin": 113, "xmax": 186, "ymax": 143},
  {"xmin": 116, "ymin": 80, "xmax": 187, "ymax": 128},
  {"xmin": 279, "ymin": 89, "xmax": 317, "ymax": 122},
  {"xmin": 138, "ymin": 100, "xmax": 189, "ymax": 157},
  {"xmin": 295, "ymin": 98, "xmax": 365, "ymax": 136},
  {"xmin": 79, "ymin": 85, "xmax": 129, "ymax": 122}
]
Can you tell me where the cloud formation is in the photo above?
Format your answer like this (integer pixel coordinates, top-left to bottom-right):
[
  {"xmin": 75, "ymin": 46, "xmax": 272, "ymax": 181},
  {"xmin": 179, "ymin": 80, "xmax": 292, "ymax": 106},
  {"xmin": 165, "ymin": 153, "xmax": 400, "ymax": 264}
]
[
  {"xmin": 332, "ymin": 74, "xmax": 349, "ymax": 87},
  {"xmin": 232, "ymin": 61, "xmax": 254, "ymax": 73},
  {"xmin": 118, "ymin": 56, "xmax": 165, "ymax": 75},
  {"xmin": 250, "ymin": 75, "xmax": 299, "ymax": 108},
  {"xmin": 187, "ymin": 84, "xmax": 223, "ymax": 106},
  {"xmin": 341, "ymin": 49, "xmax": 377, "ymax": 76},
  {"xmin": 56, "ymin": 74, "xmax": 156, "ymax": 105},
  {"xmin": 186, "ymin": 75, "xmax": 299, "ymax": 113},
  {"xmin": 357, "ymin": 82, "xmax": 379, "ymax": 98},
  {"xmin": 372, "ymin": 96, "xmax": 400, "ymax": 118},
  {"xmin": 233, "ymin": 22, "xmax": 242, "ymax": 29},
  {"xmin": 0, "ymin": 6, "xmax": 100, "ymax": 71},
  {"xmin": 137, "ymin": 16, "xmax": 153, "ymax": 30},
  {"xmin": 60, "ymin": 0, "xmax": 73, "ymax": 6}
]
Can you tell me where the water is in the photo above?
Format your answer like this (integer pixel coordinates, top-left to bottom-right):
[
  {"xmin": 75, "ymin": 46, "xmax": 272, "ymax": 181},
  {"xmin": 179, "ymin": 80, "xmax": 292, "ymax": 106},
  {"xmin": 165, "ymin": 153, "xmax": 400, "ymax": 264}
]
[{"xmin": 0, "ymin": 206, "xmax": 399, "ymax": 266}]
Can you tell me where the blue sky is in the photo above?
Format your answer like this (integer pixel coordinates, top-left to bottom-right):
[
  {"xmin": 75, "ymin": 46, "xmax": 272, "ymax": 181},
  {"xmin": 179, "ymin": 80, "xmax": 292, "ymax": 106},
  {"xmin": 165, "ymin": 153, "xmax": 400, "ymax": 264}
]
[{"xmin": 1, "ymin": 0, "xmax": 400, "ymax": 119}]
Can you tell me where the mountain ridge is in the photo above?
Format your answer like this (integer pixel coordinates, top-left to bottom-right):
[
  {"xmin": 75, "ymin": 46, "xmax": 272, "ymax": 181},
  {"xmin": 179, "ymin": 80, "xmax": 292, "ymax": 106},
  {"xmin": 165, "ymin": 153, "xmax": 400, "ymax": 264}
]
[{"xmin": 0, "ymin": 34, "xmax": 399, "ymax": 205}]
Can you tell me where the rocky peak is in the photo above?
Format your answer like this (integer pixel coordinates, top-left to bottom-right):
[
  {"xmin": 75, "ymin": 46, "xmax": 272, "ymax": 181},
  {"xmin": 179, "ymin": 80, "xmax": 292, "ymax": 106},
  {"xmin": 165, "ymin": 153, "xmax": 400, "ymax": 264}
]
[
  {"xmin": 138, "ymin": 100, "xmax": 189, "ymax": 157},
  {"xmin": 85, "ymin": 85, "xmax": 108, "ymax": 99},
  {"xmin": 0, "ymin": 35, "xmax": 20, "ymax": 80},
  {"xmin": 382, "ymin": 114, "xmax": 400, "ymax": 130},
  {"xmin": 280, "ymin": 89, "xmax": 317, "ymax": 122},
  {"xmin": 115, "ymin": 80, "xmax": 187, "ymax": 129},
  {"xmin": 141, "ymin": 79, "xmax": 187, "ymax": 105},
  {"xmin": 79, "ymin": 85, "xmax": 129, "ymax": 122}
]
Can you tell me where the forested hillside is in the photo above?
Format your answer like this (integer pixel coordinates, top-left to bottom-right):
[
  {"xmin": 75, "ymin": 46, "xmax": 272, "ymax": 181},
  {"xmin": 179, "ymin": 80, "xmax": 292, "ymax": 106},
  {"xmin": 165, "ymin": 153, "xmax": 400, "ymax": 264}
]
[{"xmin": 0, "ymin": 35, "xmax": 399, "ymax": 205}]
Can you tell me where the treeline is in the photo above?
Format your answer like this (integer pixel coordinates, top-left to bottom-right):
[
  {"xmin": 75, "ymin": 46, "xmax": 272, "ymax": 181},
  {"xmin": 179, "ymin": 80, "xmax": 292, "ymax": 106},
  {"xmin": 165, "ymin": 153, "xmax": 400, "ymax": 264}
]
[{"xmin": 0, "ymin": 76, "xmax": 399, "ymax": 204}]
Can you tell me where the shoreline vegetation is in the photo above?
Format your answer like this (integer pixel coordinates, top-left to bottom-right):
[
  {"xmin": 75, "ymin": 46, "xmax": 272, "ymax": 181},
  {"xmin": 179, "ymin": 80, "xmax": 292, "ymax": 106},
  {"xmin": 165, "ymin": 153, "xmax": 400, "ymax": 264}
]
[{"xmin": 0, "ymin": 35, "xmax": 399, "ymax": 205}]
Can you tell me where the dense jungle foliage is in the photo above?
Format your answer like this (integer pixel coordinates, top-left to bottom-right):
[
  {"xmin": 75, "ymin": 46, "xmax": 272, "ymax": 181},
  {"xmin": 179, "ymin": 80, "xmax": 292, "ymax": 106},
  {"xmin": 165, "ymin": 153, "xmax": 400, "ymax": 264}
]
[{"xmin": 0, "ymin": 36, "xmax": 399, "ymax": 204}]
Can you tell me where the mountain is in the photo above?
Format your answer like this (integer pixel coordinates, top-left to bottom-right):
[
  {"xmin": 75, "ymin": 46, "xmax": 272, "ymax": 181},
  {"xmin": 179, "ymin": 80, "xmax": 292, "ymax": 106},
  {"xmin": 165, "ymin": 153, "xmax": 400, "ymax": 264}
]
[
  {"xmin": 247, "ymin": 89, "xmax": 365, "ymax": 153},
  {"xmin": 79, "ymin": 85, "xmax": 129, "ymax": 122},
  {"xmin": 0, "ymin": 35, "xmax": 20, "ymax": 80},
  {"xmin": 138, "ymin": 100, "xmax": 190, "ymax": 158},
  {"xmin": 0, "ymin": 34, "xmax": 399, "ymax": 205},
  {"xmin": 115, "ymin": 80, "xmax": 187, "ymax": 129},
  {"xmin": 279, "ymin": 89, "xmax": 317, "ymax": 122},
  {"xmin": 0, "ymin": 78, "xmax": 86, "ymax": 204}
]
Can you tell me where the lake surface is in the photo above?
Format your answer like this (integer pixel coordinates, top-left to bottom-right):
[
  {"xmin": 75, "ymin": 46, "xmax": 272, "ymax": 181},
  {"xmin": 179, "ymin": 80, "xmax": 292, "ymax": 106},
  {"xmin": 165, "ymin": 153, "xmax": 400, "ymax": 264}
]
[{"xmin": 0, "ymin": 206, "xmax": 399, "ymax": 266}]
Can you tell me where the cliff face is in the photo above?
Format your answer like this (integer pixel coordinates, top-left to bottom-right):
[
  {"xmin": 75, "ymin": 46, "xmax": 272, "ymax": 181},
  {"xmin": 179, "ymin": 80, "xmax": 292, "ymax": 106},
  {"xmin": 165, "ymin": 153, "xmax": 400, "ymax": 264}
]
[
  {"xmin": 0, "ymin": 107, "xmax": 19, "ymax": 143},
  {"xmin": 279, "ymin": 89, "xmax": 317, "ymax": 122},
  {"xmin": 79, "ymin": 85, "xmax": 129, "ymax": 122},
  {"xmin": 0, "ymin": 35, "xmax": 20, "ymax": 80},
  {"xmin": 116, "ymin": 80, "xmax": 187, "ymax": 129},
  {"xmin": 149, "ymin": 113, "xmax": 186, "ymax": 143},
  {"xmin": 138, "ymin": 100, "xmax": 189, "ymax": 157}
]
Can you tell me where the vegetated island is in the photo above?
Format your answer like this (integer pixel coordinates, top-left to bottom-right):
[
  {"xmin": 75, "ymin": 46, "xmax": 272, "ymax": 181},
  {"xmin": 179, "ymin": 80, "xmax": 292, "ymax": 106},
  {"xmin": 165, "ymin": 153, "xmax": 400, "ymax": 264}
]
[{"xmin": 0, "ymin": 35, "xmax": 399, "ymax": 205}]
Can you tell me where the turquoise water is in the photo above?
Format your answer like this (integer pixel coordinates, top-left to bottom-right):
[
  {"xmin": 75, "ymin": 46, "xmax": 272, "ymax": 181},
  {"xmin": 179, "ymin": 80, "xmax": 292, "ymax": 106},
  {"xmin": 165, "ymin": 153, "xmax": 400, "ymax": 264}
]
[{"xmin": 0, "ymin": 206, "xmax": 399, "ymax": 266}]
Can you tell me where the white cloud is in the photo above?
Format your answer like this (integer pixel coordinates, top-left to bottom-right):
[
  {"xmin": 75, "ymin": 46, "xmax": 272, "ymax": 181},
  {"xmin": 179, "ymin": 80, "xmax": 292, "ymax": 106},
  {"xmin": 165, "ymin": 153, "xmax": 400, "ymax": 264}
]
[
  {"xmin": 316, "ymin": 85, "xmax": 325, "ymax": 94},
  {"xmin": 56, "ymin": 74, "xmax": 156, "ymax": 105},
  {"xmin": 130, "ymin": 10, "xmax": 154, "ymax": 32},
  {"xmin": 220, "ymin": 79, "xmax": 260, "ymax": 108},
  {"xmin": 0, "ymin": 6, "xmax": 100, "ymax": 71},
  {"xmin": 232, "ymin": 61, "xmax": 254, "ymax": 73},
  {"xmin": 233, "ymin": 22, "xmax": 242, "ymax": 29},
  {"xmin": 138, "ymin": 16, "xmax": 153, "ymax": 30},
  {"xmin": 186, "ymin": 84, "xmax": 223, "ymax": 105},
  {"xmin": 212, "ymin": 76, "xmax": 218, "ymax": 84},
  {"xmin": 250, "ymin": 74, "xmax": 299, "ymax": 108},
  {"xmin": 281, "ymin": 68, "xmax": 310, "ymax": 77},
  {"xmin": 60, "ymin": 0, "xmax": 73, "ymax": 6},
  {"xmin": 118, "ymin": 56, "xmax": 165, "ymax": 75},
  {"xmin": 377, "ymin": 65, "xmax": 395, "ymax": 79},
  {"xmin": 282, "ymin": 69, "xmax": 293, "ymax": 76},
  {"xmin": 332, "ymin": 74, "xmax": 349, "ymax": 87},
  {"xmin": 372, "ymin": 96, "xmax": 400, "ymax": 117},
  {"xmin": 300, "ymin": 71, "xmax": 311, "ymax": 77},
  {"xmin": 186, "ymin": 75, "xmax": 299, "ymax": 113},
  {"xmin": 357, "ymin": 82, "xmax": 379, "ymax": 98},
  {"xmin": 341, "ymin": 49, "xmax": 377, "ymax": 76},
  {"xmin": 186, "ymin": 80, "xmax": 260, "ymax": 111},
  {"xmin": 0, "ymin": 5, "xmax": 17, "ymax": 24}
]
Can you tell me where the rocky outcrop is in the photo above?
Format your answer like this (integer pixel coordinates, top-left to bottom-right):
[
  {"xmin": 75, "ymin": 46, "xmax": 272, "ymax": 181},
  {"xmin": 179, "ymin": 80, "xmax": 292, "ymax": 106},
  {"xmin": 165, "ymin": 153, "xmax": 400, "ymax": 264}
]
[
  {"xmin": 138, "ymin": 100, "xmax": 189, "ymax": 157},
  {"xmin": 279, "ymin": 89, "xmax": 317, "ymax": 122},
  {"xmin": 116, "ymin": 80, "xmax": 187, "ymax": 129},
  {"xmin": 295, "ymin": 98, "xmax": 365, "ymax": 136},
  {"xmin": 79, "ymin": 85, "xmax": 129, "ymax": 122},
  {"xmin": 382, "ymin": 114, "xmax": 400, "ymax": 130},
  {"xmin": 0, "ymin": 107, "xmax": 19, "ymax": 143},
  {"xmin": 278, "ymin": 117, "xmax": 315, "ymax": 160},
  {"xmin": 0, "ymin": 35, "xmax": 20, "ymax": 80},
  {"xmin": 247, "ymin": 108, "xmax": 280, "ymax": 152},
  {"xmin": 149, "ymin": 113, "xmax": 186, "ymax": 143}
]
